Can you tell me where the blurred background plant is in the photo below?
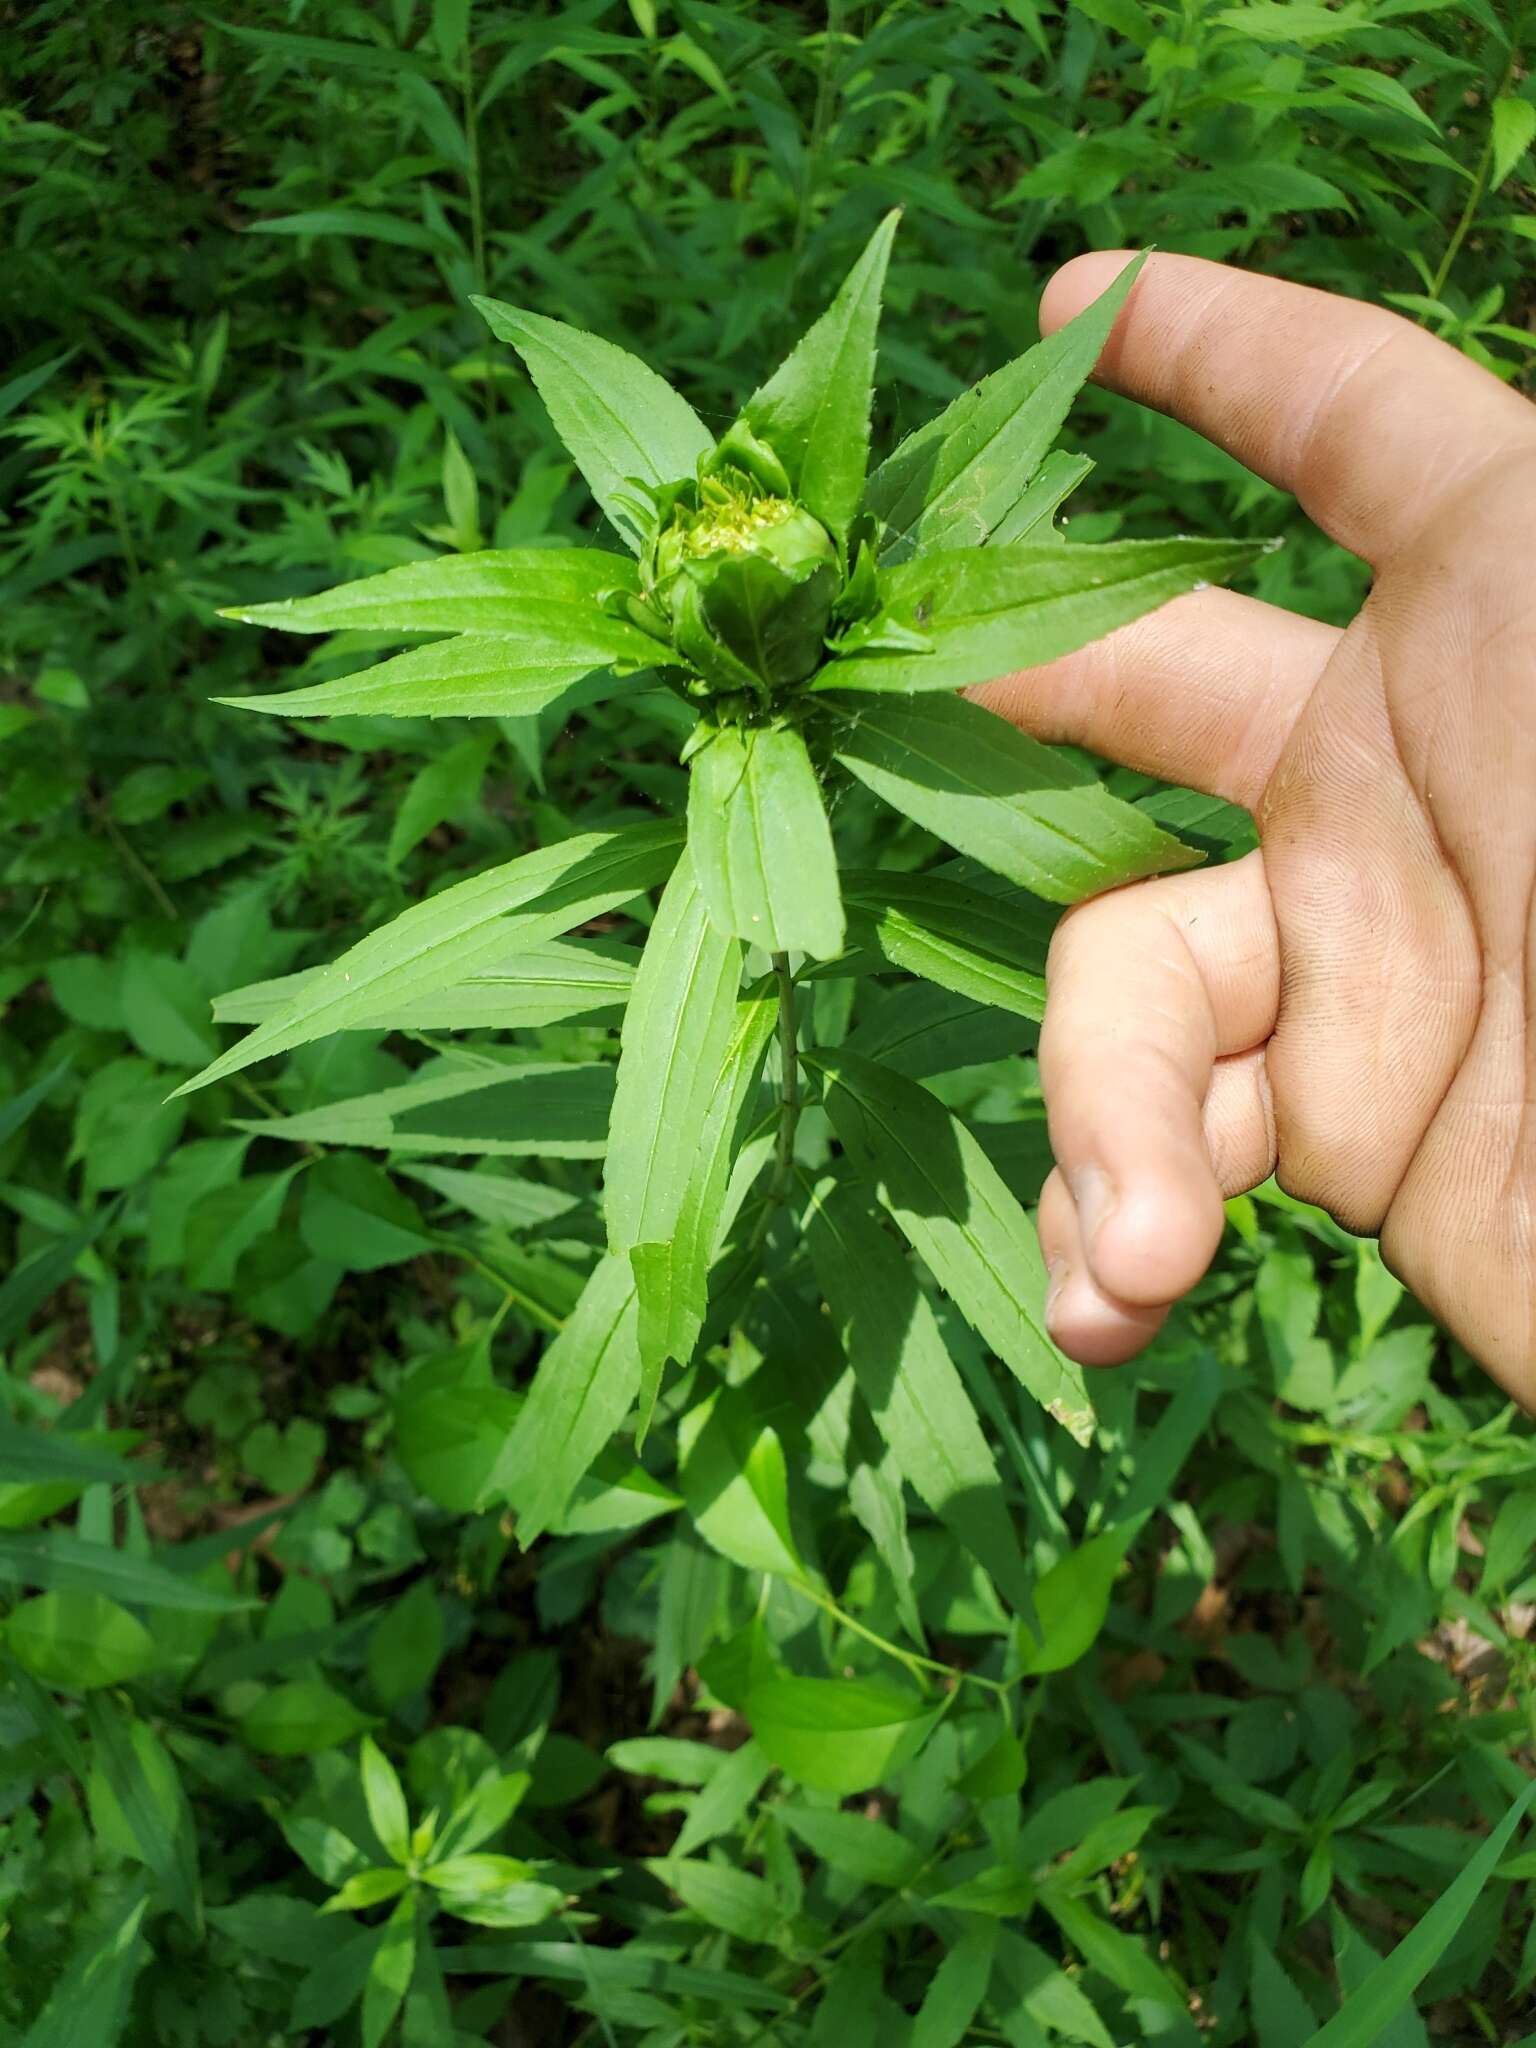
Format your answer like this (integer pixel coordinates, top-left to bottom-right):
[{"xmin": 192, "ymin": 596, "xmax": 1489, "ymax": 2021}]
[{"xmin": 2, "ymin": 2, "xmax": 1534, "ymax": 2042}]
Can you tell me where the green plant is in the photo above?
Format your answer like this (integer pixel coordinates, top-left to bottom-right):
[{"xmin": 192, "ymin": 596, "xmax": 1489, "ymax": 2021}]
[{"xmin": 3, "ymin": 5, "xmax": 1535, "ymax": 2044}]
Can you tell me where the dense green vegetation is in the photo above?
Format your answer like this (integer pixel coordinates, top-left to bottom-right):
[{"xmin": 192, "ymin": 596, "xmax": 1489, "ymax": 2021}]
[{"xmin": 3, "ymin": 3, "xmax": 1535, "ymax": 2043}]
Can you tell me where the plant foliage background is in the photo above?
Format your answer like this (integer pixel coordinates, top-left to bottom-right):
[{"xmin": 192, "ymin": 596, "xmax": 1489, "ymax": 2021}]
[{"xmin": 3, "ymin": 2, "xmax": 1536, "ymax": 2043}]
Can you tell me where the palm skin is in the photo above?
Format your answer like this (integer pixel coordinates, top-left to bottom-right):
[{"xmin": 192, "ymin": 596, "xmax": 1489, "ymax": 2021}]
[{"xmin": 972, "ymin": 252, "xmax": 1536, "ymax": 1403}]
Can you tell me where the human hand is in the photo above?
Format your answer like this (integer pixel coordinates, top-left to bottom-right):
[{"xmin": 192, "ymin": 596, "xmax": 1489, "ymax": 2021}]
[{"xmin": 972, "ymin": 252, "xmax": 1536, "ymax": 1401}]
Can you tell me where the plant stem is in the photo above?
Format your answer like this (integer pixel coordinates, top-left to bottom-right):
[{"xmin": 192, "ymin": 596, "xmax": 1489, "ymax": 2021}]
[
  {"xmin": 1430, "ymin": 38, "xmax": 1521, "ymax": 300},
  {"xmin": 800, "ymin": 1582, "xmax": 1012, "ymax": 1701},
  {"xmin": 769, "ymin": 951, "xmax": 802, "ymax": 1204}
]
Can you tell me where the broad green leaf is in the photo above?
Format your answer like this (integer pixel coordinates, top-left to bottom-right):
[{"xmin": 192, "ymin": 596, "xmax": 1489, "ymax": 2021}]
[
  {"xmin": 1015, "ymin": 1519, "xmax": 1142, "ymax": 1674},
  {"xmin": 737, "ymin": 211, "xmax": 898, "ymax": 540},
  {"xmin": 687, "ymin": 721, "xmax": 845, "ymax": 958},
  {"xmin": 673, "ymin": 1739, "xmax": 774, "ymax": 1857},
  {"xmin": 301, "ymin": 1153, "xmax": 432, "ymax": 1271},
  {"xmin": 181, "ymin": 820, "xmax": 681, "ymax": 1094},
  {"xmin": 991, "ymin": 449, "xmax": 1095, "ymax": 545},
  {"xmin": 321, "ymin": 1868, "xmax": 411, "ymax": 1915},
  {"xmin": 1249, "ymin": 1933, "xmax": 1320, "ymax": 2048},
  {"xmin": 745, "ymin": 1676, "xmax": 939, "ymax": 1794},
  {"xmin": 777, "ymin": 1805, "xmax": 923, "ymax": 1888},
  {"xmin": 926, "ymin": 1863, "xmax": 1037, "ymax": 1916},
  {"xmin": 0, "ymin": 1528, "xmax": 249, "ymax": 1611},
  {"xmin": 842, "ymin": 868, "xmax": 1052, "ymax": 1020},
  {"xmin": 389, "ymin": 734, "xmax": 494, "ymax": 869},
  {"xmin": 216, "ymin": 937, "xmax": 636, "ymax": 1032},
  {"xmin": 472, "ymin": 298, "xmax": 713, "ymax": 550},
  {"xmin": 368, "ymin": 1579, "xmax": 446, "ymax": 1708},
  {"xmin": 1478, "ymin": 1491, "xmax": 1536, "ymax": 1598},
  {"xmin": 363, "ymin": 1893, "xmax": 416, "ymax": 2048},
  {"xmin": 223, "ymin": 635, "xmax": 639, "ymax": 723},
  {"xmin": 239, "ymin": 1679, "xmax": 379, "ymax": 1757},
  {"xmin": 7, "ymin": 1591, "xmax": 158, "ymax": 1690},
  {"xmin": 236, "ymin": 1058, "xmax": 614, "ymax": 1157},
  {"xmin": 86, "ymin": 1698, "xmax": 202, "ymax": 1931},
  {"xmin": 994, "ymin": 1931, "xmax": 1116, "ymax": 2048},
  {"xmin": 818, "ymin": 537, "xmax": 1265, "ymax": 695},
  {"xmin": 1491, "ymin": 94, "xmax": 1536, "ymax": 190},
  {"xmin": 360, "ymin": 1735, "xmax": 412, "ymax": 1863},
  {"xmin": 679, "ymin": 1386, "xmax": 809, "ymax": 1582},
  {"xmin": 1304, "ymin": 1778, "xmax": 1536, "ymax": 2048},
  {"xmin": 1040, "ymin": 1892, "xmax": 1185, "ymax": 2009},
  {"xmin": 805, "ymin": 1180, "xmax": 1032, "ymax": 1609},
  {"xmin": 651, "ymin": 1857, "xmax": 781, "ymax": 1943},
  {"xmin": 398, "ymin": 1163, "xmax": 582, "ymax": 1233},
  {"xmin": 421, "ymin": 1851, "xmax": 537, "ymax": 1892},
  {"xmin": 489, "ymin": 1253, "xmax": 642, "ymax": 1543},
  {"xmin": 630, "ymin": 984, "xmax": 778, "ymax": 1402},
  {"xmin": 809, "ymin": 1049, "xmax": 1093, "ymax": 1442},
  {"xmin": 221, "ymin": 545, "xmax": 639, "ymax": 635},
  {"xmin": 608, "ymin": 1736, "xmax": 730, "ymax": 1785},
  {"xmin": 604, "ymin": 848, "xmax": 744, "ymax": 1252},
  {"xmin": 826, "ymin": 690, "xmax": 1201, "ymax": 902},
  {"xmin": 863, "ymin": 256, "xmax": 1144, "ymax": 561},
  {"xmin": 912, "ymin": 1919, "xmax": 999, "ymax": 2048},
  {"xmin": 954, "ymin": 1724, "xmax": 1029, "ymax": 1801}
]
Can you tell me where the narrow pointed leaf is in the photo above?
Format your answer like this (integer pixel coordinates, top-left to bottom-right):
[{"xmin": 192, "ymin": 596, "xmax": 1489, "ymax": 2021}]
[
  {"xmin": 234, "ymin": 1059, "xmax": 614, "ymax": 1158},
  {"xmin": 864, "ymin": 254, "xmax": 1145, "ymax": 561},
  {"xmin": 805, "ymin": 1179, "xmax": 1033, "ymax": 1609},
  {"xmin": 991, "ymin": 449, "xmax": 1095, "ymax": 545},
  {"xmin": 687, "ymin": 721, "xmax": 844, "ymax": 958},
  {"xmin": 180, "ymin": 821, "xmax": 682, "ymax": 1094},
  {"xmin": 808, "ymin": 1048, "xmax": 1093, "ymax": 1442},
  {"xmin": 818, "ymin": 536, "xmax": 1266, "ymax": 695},
  {"xmin": 213, "ymin": 938, "xmax": 636, "ymax": 1032},
  {"xmin": 472, "ymin": 298, "xmax": 713, "ymax": 551},
  {"xmin": 222, "ymin": 546, "xmax": 638, "ymax": 634},
  {"xmin": 604, "ymin": 848, "xmax": 744, "ymax": 1252},
  {"xmin": 86, "ymin": 1698, "xmax": 202, "ymax": 1932},
  {"xmin": 842, "ymin": 869, "xmax": 1053, "ymax": 1021},
  {"xmin": 359, "ymin": 1736, "xmax": 412, "ymax": 1864},
  {"xmin": 1304, "ymin": 1777, "xmax": 1536, "ymax": 2048},
  {"xmin": 631, "ymin": 984, "xmax": 778, "ymax": 1405},
  {"xmin": 489, "ymin": 1253, "xmax": 643, "ymax": 1543},
  {"xmin": 827, "ymin": 691, "xmax": 1200, "ymax": 902},
  {"xmin": 738, "ymin": 211, "xmax": 899, "ymax": 539},
  {"xmin": 221, "ymin": 637, "xmax": 641, "ymax": 723}
]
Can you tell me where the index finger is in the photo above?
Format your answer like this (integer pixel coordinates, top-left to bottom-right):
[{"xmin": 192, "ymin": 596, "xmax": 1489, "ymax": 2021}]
[{"xmin": 1044, "ymin": 251, "xmax": 1536, "ymax": 567}]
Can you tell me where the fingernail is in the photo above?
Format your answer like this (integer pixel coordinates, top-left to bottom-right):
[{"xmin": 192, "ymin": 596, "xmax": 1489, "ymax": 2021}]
[
  {"xmin": 1045, "ymin": 1257, "xmax": 1068, "ymax": 1331},
  {"xmin": 1071, "ymin": 1165, "xmax": 1116, "ymax": 1249}
]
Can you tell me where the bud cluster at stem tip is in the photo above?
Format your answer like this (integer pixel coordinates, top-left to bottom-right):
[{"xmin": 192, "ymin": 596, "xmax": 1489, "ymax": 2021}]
[{"xmin": 633, "ymin": 427, "xmax": 841, "ymax": 708}]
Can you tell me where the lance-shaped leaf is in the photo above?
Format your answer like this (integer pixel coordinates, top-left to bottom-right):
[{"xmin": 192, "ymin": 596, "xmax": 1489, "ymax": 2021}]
[
  {"xmin": 806, "ymin": 1047, "xmax": 1093, "ymax": 1443},
  {"xmin": 687, "ymin": 721, "xmax": 844, "ymax": 959},
  {"xmin": 605, "ymin": 848, "xmax": 745, "ymax": 1255},
  {"xmin": 472, "ymin": 298, "xmax": 713, "ymax": 552},
  {"xmin": 235, "ymin": 1058, "xmax": 614, "ymax": 1157},
  {"xmin": 991, "ymin": 449, "xmax": 1095, "ymax": 546},
  {"xmin": 817, "ymin": 536, "xmax": 1266, "ymax": 696},
  {"xmin": 825, "ymin": 691, "xmax": 1199, "ymax": 903},
  {"xmin": 221, "ymin": 546, "xmax": 639, "ymax": 635},
  {"xmin": 631, "ymin": 985, "xmax": 778, "ymax": 1416},
  {"xmin": 841, "ymin": 869, "xmax": 1054, "ymax": 1021},
  {"xmin": 488, "ymin": 1253, "xmax": 643, "ymax": 1544},
  {"xmin": 805, "ymin": 1178, "xmax": 1033, "ymax": 1610},
  {"xmin": 178, "ymin": 821, "xmax": 682, "ymax": 1095},
  {"xmin": 214, "ymin": 938, "xmax": 636, "ymax": 1032},
  {"xmin": 219, "ymin": 639, "xmax": 642, "ymax": 724},
  {"xmin": 735, "ymin": 210, "xmax": 899, "ymax": 541},
  {"xmin": 864, "ymin": 253, "xmax": 1144, "ymax": 562}
]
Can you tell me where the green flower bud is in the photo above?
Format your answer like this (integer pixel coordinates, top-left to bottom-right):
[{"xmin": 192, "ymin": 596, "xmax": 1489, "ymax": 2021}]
[{"xmin": 644, "ymin": 470, "xmax": 839, "ymax": 698}]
